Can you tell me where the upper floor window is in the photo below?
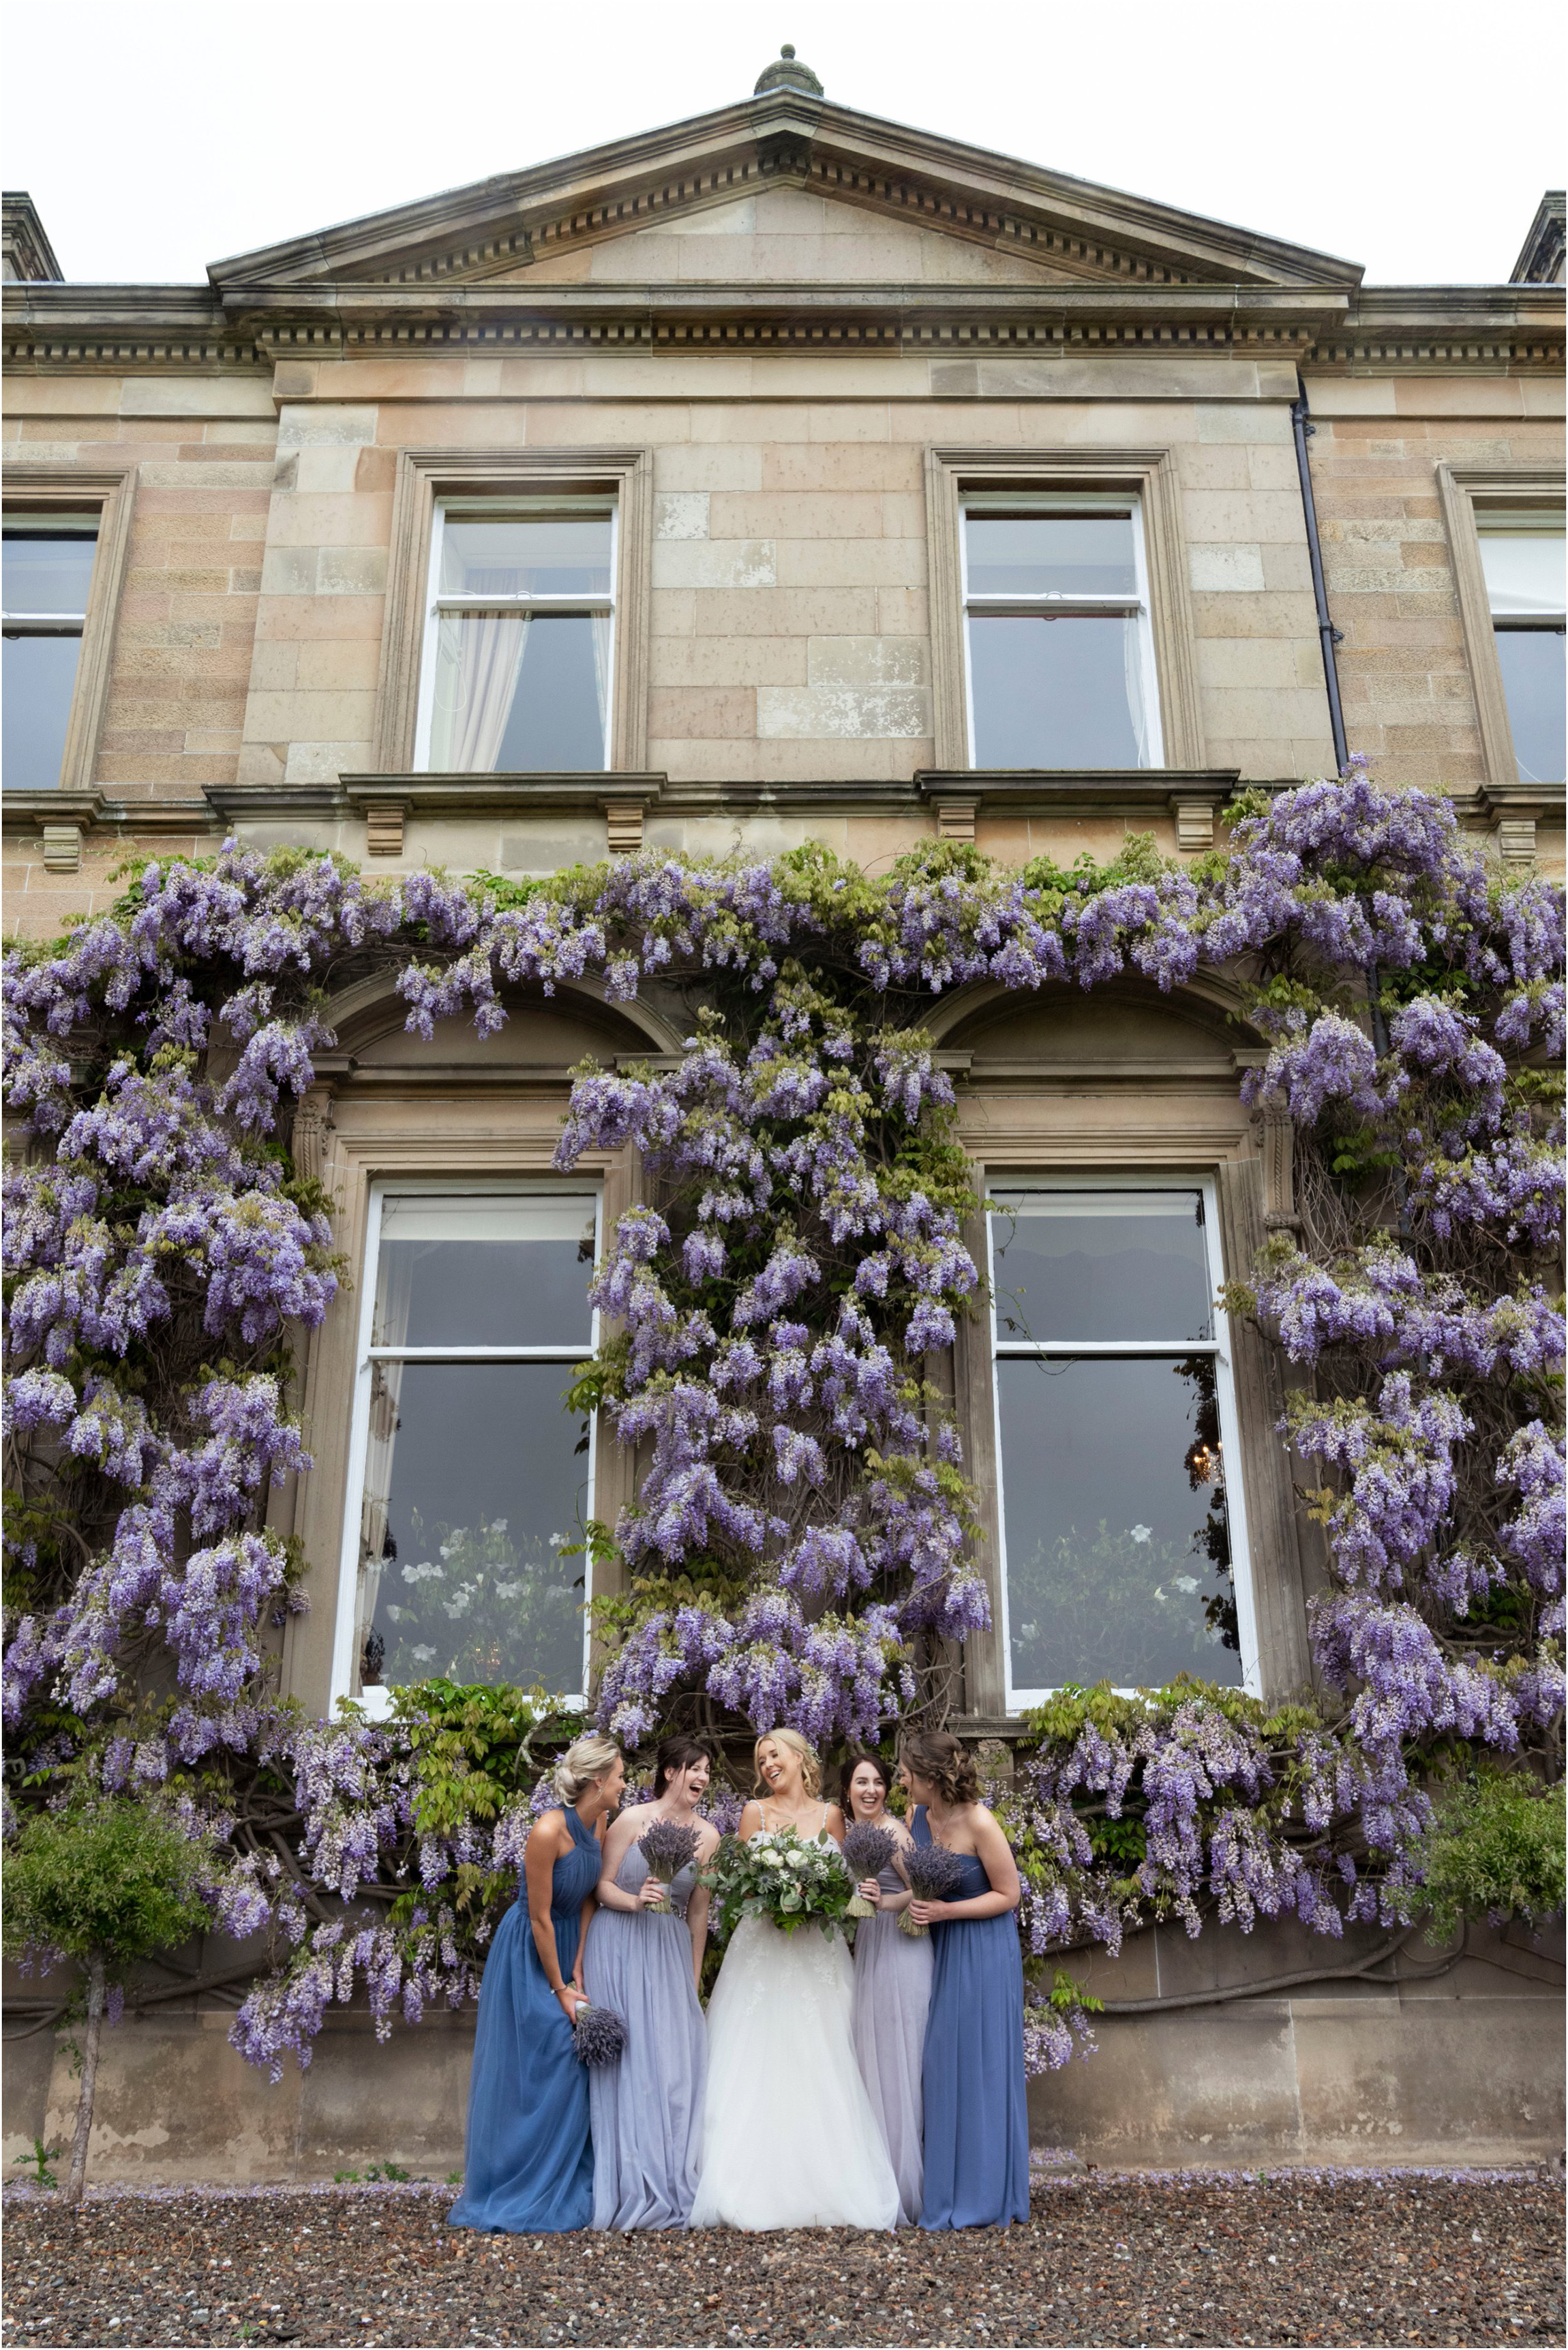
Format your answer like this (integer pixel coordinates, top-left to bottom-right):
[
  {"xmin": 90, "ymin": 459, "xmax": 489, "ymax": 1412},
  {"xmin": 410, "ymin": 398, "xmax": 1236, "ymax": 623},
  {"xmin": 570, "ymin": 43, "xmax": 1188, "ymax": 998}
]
[
  {"xmin": 345, "ymin": 1185, "xmax": 600, "ymax": 1714},
  {"xmin": 1477, "ymin": 511, "xmax": 1565, "ymax": 784},
  {"xmin": 988, "ymin": 1180, "xmax": 1250, "ymax": 1706},
  {"xmin": 961, "ymin": 494, "xmax": 1162, "ymax": 769},
  {"xmin": 414, "ymin": 499, "xmax": 616, "ymax": 773},
  {"xmin": 1, "ymin": 512, "xmax": 99, "ymax": 787}
]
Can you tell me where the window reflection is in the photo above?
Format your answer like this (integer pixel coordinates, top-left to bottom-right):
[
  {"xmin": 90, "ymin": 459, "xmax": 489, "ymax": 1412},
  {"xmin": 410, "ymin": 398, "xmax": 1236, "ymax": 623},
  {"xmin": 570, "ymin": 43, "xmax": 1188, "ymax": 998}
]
[
  {"xmin": 423, "ymin": 504, "xmax": 616, "ymax": 774},
  {"xmin": 2, "ymin": 518, "xmax": 97, "ymax": 787},
  {"xmin": 1478, "ymin": 514, "xmax": 1566, "ymax": 785},
  {"xmin": 992, "ymin": 1187, "xmax": 1212, "ymax": 1342},
  {"xmin": 356, "ymin": 1192, "xmax": 598, "ymax": 1699},
  {"xmin": 995, "ymin": 1354, "xmax": 1240, "ymax": 1692},
  {"xmin": 359, "ymin": 1362, "xmax": 589, "ymax": 1695},
  {"xmin": 968, "ymin": 613, "xmax": 1147, "ymax": 767}
]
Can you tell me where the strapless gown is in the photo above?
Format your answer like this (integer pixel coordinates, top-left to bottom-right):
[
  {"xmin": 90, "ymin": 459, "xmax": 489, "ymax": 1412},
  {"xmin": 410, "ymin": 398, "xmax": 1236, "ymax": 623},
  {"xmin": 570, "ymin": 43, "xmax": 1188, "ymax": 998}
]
[
  {"xmin": 851, "ymin": 1860, "xmax": 933, "ymax": 2227},
  {"xmin": 689, "ymin": 1821, "xmax": 901, "ymax": 2233},
  {"xmin": 911, "ymin": 1805, "xmax": 1029, "ymax": 2230}
]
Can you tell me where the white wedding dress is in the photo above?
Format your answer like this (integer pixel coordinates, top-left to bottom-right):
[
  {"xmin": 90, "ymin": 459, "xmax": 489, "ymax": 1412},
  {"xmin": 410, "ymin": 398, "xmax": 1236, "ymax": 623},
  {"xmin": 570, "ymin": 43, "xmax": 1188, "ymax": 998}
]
[{"xmin": 689, "ymin": 1808, "xmax": 902, "ymax": 2232}]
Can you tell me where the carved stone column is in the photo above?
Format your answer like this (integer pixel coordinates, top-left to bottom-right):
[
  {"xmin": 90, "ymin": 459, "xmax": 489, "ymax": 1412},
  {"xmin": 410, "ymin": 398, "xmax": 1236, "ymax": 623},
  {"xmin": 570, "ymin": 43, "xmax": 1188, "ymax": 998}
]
[
  {"xmin": 1260, "ymin": 1102, "xmax": 1299, "ymax": 1233},
  {"xmin": 290, "ymin": 1082, "xmax": 335, "ymax": 1183}
]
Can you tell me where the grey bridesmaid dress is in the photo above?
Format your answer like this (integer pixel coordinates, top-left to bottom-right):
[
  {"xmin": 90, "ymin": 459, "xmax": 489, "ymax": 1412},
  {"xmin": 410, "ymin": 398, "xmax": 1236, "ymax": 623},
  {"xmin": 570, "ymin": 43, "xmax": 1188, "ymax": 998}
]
[
  {"xmin": 583, "ymin": 1843, "xmax": 708, "ymax": 2231},
  {"xmin": 850, "ymin": 1857, "xmax": 933, "ymax": 2227}
]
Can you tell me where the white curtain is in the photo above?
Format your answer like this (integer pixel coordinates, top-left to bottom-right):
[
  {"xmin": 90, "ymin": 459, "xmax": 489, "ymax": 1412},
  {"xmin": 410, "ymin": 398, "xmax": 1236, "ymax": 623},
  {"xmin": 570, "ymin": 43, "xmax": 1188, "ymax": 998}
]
[
  {"xmin": 1122, "ymin": 614, "xmax": 1151, "ymax": 768},
  {"xmin": 356, "ymin": 1238, "xmax": 412, "ymax": 1689},
  {"xmin": 590, "ymin": 610, "xmax": 614, "ymax": 761},
  {"xmin": 449, "ymin": 610, "xmax": 528, "ymax": 772}
]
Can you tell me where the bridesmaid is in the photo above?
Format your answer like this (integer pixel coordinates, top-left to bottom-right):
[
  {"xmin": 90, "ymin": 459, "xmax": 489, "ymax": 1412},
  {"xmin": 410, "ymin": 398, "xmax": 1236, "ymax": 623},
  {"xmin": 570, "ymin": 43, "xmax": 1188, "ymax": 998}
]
[
  {"xmin": 843, "ymin": 1751, "xmax": 932, "ymax": 2229},
  {"xmin": 449, "ymin": 1733, "xmax": 624, "ymax": 2234},
  {"xmin": 585, "ymin": 1734, "xmax": 719, "ymax": 2230},
  {"xmin": 901, "ymin": 1729, "xmax": 1029, "ymax": 2231}
]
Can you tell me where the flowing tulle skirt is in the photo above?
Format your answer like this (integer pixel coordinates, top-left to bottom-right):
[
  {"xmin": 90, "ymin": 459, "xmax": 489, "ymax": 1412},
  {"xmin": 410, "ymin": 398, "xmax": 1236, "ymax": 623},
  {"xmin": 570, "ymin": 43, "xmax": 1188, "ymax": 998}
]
[
  {"xmin": 584, "ymin": 1866, "xmax": 706, "ymax": 2230},
  {"xmin": 851, "ymin": 1905, "xmax": 933, "ymax": 2228},
  {"xmin": 449, "ymin": 1897, "xmax": 594, "ymax": 2235},
  {"xmin": 689, "ymin": 1916, "xmax": 901, "ymax": 2233},
  {"xmin": 920, "ymin": 1906, "xmax": 1030, "ymax": 2231}
]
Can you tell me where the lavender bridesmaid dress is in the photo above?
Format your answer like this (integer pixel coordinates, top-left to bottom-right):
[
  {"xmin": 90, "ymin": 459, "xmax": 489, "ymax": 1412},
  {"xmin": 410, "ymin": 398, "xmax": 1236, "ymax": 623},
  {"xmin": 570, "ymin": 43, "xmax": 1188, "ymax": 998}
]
[
  {"xmin": 582, "ymin": 1844, "xmax": 707, "ymax": 2231},
  {"xmin": 850, "ymin": 1858, "xmax": 933, "ymax": 2227}
]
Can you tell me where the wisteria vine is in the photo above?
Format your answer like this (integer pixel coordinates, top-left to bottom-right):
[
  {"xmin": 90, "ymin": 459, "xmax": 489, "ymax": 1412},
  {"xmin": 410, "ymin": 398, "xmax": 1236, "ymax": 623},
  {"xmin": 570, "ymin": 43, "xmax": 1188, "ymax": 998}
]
[{"xmin": 3, "ymin": 765, "xmax": 1562, "ymax": 2077}]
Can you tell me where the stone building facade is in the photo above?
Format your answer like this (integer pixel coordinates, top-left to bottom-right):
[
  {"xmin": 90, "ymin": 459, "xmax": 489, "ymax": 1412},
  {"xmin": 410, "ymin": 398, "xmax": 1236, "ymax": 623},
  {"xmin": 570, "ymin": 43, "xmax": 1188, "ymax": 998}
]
[{"xmin": 3, "ymin": 63, "xmax": 1563, "ymax": 2177}]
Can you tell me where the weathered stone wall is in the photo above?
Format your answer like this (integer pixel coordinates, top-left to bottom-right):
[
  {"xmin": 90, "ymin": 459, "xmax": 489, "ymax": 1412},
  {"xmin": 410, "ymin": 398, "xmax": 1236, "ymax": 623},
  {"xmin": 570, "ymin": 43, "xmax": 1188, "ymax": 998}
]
[
  {"xmin": 3, "ymin": 1917, "xmax": 1559, "ymax": 2180},
  {"xmin": 1299, "ymin": 371, "xmax": 1564, "ymax": 790}
]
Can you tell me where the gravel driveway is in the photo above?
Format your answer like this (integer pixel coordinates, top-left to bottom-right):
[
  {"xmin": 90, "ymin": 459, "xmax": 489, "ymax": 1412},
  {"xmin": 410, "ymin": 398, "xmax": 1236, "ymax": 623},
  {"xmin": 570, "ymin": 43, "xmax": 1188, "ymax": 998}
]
[{"xmin": 3, "ymin": 2168, "xmax": 1561, "ymax": 2347}]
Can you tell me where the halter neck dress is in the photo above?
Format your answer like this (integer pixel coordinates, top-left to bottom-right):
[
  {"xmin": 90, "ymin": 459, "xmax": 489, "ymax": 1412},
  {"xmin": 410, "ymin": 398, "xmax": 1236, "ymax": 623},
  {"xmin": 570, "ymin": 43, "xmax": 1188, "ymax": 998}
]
[
  {"xmin": 584, "ymin": 1841, "xmax": 707, "ymax": 2230},
  {"xmin": 911, "ymin": 1804, "xmax": 1029, "ymax": 2230},
  {"xmin": 449, "ymin": 1804, "xmax": 601, "ymax": 2233}
]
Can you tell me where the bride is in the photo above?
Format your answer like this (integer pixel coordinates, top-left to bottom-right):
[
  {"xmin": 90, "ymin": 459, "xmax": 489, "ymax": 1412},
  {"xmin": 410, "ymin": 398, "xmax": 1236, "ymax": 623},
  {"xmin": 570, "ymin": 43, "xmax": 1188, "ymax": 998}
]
[{"xmin": 689, "ymin": 1727, "xmax": 902, "ymax": 2232}]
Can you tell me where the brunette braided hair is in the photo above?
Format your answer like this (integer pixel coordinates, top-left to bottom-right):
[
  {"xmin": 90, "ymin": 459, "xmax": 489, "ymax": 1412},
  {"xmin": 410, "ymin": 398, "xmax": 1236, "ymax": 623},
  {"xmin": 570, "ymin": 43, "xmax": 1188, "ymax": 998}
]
[{"xmin": 899, "ymin": 1729, "xmax": 980, "ymax": 1806}]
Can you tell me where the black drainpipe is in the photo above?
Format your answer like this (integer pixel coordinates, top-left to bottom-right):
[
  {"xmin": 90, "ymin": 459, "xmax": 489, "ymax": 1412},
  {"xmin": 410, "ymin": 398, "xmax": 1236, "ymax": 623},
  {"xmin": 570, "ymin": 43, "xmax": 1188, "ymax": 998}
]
[{"xmin": 1291, "ymin": 375, "xmax": 1349, "ymax": 771}]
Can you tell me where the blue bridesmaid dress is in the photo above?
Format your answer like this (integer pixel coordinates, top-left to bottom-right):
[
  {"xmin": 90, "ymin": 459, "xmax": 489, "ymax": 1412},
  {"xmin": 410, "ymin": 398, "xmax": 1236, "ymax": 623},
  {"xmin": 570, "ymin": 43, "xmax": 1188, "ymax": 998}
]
[
  {"xmin": 911, "ymin": 1804, "xmax": 1030, "ymax": 2230},
  {"xmin": 449, "ymin": 1806, "xmax": 601, "ymax": 2233}
]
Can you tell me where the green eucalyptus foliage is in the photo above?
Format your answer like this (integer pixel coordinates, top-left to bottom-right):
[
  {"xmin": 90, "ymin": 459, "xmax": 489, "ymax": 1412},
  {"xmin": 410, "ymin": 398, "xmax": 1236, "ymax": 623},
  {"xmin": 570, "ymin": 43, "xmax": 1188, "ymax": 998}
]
[{"xmin": 1416, "ymin": 1770, "xmax": 1566, "ymax": 1940}]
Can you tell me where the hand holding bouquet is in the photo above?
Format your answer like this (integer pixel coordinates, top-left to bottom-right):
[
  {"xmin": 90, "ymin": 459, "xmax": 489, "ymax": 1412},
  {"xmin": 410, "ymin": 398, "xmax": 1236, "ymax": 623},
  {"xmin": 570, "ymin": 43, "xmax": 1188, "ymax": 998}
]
[
  {"xmin": 636, "ymin": 1817, "xmax": 701, "ymax": 1914},
  {"xmin": 571, "ymin": 2002, "xmax": 627, "ymax": 2067},
  {"xmin": 899, "ymin": 1840, "xmax": 969, "ymax": 1937},
  {"xmin": 841, "ymin": 1821, "xmax": 896, "ymax": 1918},
  {"xmin": 702, "ymin": 1824, "xmax": 853, "ymax": 1943}
]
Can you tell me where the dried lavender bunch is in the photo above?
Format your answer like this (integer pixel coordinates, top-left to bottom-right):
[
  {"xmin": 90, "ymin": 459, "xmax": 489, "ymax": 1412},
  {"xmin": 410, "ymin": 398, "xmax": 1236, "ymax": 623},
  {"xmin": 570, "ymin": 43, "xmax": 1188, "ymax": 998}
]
[
  {"xmin": 636, "ymin": 1817, "xmax": 701, "ymax": 1912},
  {"xmin": 841, "ymin": 1821, "xmax": 896, "ymax": 1917},
  {"xmin": 571, "ymin": 2002, "xmax": 627, "ymax": 2068},
  {"xmin": 899, "ymin": 1841, "xmax": 969, "ymax": 1937}
]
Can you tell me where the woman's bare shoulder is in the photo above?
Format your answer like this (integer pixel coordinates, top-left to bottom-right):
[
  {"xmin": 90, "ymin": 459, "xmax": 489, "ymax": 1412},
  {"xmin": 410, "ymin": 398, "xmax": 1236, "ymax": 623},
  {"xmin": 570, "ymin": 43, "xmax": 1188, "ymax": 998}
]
[{"xmin": 599, "ymin": 1805, "xmax": 641, "ymax": 1860}]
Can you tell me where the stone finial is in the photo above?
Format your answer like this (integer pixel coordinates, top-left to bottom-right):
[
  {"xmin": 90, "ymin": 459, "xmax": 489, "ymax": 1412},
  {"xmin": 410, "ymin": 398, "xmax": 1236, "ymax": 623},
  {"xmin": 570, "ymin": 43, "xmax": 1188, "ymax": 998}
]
[{"xmin": 754, "ymin": 43, "xmax": 824, "ymax": 97}]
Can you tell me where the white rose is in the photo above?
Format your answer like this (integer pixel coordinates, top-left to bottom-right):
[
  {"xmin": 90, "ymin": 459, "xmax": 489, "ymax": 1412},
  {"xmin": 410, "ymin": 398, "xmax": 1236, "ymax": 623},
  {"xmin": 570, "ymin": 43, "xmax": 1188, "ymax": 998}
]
[
  {"xmin": 786, "ymin": 1850, "xmax": 807, "ymax": 1869},
  {"xmin": 761, "ymin": 1849, "xmax": 784, "ymax": 1869}
]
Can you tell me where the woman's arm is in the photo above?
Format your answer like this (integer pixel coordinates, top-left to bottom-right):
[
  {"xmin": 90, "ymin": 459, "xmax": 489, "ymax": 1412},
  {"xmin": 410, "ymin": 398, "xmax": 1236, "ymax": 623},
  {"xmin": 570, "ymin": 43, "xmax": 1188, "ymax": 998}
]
[
  {"xmin": 906, "ymin": 1806, "xmax": 1021, "ymax": 1927},
  {"xmin": 738, "ymin": 1798, "xmax": 766, "ymax": 1843},
  {"xmin": 822, "ymin": 1802, "xmax": 847, "ymax": 1845},
  {"xmin": 594, "ymin": 1810, "xmax": 663, "ymax": 1913},
  {"xmin": 868, "ymin": 1835, "xmax": 915, "ymax": 1915},
  {"xmin": 684, "ymin": 1821, "xmax": 719, "ymax": 1985},
  {"xmin": 524, "ymin": 1813, "xmax": 582, "ymax": 2027},
  {"xmin": 573, "ymin": 1888, "xmax": 596, "ymax": 1990}
]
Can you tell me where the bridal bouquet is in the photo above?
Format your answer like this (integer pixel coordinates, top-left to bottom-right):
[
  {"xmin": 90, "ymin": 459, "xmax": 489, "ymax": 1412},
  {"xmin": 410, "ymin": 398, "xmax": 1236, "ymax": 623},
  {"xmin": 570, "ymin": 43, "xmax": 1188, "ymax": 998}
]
[
  {"xmin": 840, "ymin": 1821, "xmax": 896, "ymax": 1918},
  {"xmin": 898, "ymin": 1841, "xmax": 969, "ymax": 1937},
  {"xmin": 703, "ymin": 1825, "xmax": 854, "ymax": 1943},
  {"xmin": 636, "ymin": 1817, "xmax": 701, "ymax": 1913}
]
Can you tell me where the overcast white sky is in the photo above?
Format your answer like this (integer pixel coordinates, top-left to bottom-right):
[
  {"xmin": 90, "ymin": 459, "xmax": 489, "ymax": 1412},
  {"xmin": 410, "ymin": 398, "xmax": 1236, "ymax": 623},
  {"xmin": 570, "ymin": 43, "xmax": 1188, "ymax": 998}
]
[{"xmin": 3, "ymin": 0, "xmax": 1563, "ymax": 288}]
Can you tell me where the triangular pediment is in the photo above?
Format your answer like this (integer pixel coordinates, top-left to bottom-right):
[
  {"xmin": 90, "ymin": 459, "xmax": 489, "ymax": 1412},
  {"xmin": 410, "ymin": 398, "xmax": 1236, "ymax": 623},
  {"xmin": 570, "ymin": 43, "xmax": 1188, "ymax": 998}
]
[{"xmin": 209, "ymin": 91, "xmax": 1362, "ymax": 295}]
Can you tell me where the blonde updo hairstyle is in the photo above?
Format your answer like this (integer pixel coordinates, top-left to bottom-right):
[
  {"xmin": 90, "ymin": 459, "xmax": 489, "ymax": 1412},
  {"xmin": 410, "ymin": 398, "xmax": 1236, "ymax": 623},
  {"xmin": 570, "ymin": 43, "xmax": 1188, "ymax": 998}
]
[
  {"xmin": 553, "ymin": 1734, "xmax": 622, "ymax": 1805},
  {"xmin": 753, "ymin": 1726, "xmax": 821, "ymax": 1800}
]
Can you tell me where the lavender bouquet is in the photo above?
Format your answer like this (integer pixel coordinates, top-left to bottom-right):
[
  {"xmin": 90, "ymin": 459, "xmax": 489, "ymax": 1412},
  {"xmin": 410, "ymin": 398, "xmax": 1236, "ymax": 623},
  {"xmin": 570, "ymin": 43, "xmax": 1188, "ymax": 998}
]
[
  {"xmin": 841, "ymin": 1821, "xmax": 896, "ymax": 1918},
  {"xmin": 571, "ymin": 2002, "xmax": 627, "ymax": 2068},
  {"xmin": 636, "ymin": 1817, "xmax": 701, "ymax": 1914},
  {"xmin": 899, "ymin": 1840, "xmax": 969, "ymax": 1937}
]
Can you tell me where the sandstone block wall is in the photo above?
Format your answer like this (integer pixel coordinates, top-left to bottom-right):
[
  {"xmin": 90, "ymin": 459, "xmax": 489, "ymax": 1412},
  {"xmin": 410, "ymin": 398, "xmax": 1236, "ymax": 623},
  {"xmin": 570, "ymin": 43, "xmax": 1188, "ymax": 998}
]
[{"xmin": 1299, "ymin": 372, "xmax": 1565, "ymax": 789}]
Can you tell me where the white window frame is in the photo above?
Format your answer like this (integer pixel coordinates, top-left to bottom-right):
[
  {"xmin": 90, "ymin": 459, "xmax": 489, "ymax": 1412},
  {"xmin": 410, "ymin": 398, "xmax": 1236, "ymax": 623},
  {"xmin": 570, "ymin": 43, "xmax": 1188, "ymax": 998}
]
[
  {"xmin": 959, "ymin": 490, "xmax": 1164, "ymax": 769},
  {"xmin": 411, "ymin": 494, "xmax": 619, "ymax": 774},
  {"xmin": 986, "ymin": 1170, "xmax": 1258, "ymax": 1710},
  {"xmin": 1476, "ymin": 509, "xmax": 1566, "ymax": 785},
  {"xmin": 331, "ymin": 1176, "xmax": 603, "ymax": 1718}
]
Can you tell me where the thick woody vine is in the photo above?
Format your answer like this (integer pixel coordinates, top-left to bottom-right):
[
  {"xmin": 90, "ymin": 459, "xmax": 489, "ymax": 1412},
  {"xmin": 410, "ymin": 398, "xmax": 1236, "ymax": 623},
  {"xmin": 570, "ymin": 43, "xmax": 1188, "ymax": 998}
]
[{"xmin": 3, "ymin": 767, "xmax": 1563, "ymax": 2079}]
